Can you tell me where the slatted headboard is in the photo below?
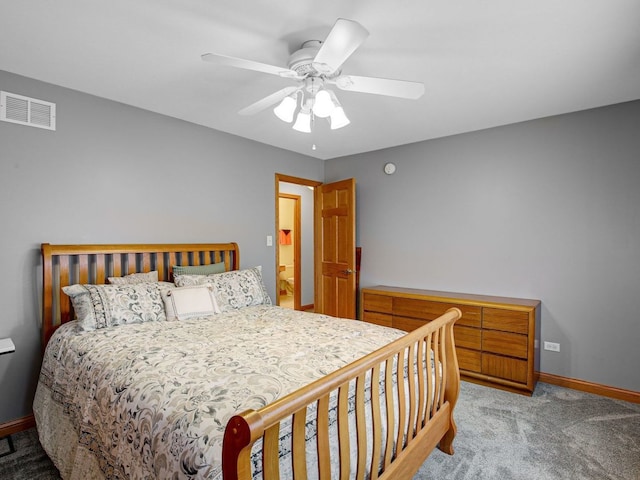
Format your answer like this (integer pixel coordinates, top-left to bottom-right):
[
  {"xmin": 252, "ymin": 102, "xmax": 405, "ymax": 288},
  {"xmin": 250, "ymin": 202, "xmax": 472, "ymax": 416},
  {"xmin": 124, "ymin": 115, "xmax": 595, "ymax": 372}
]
[{"xmin": 41, "ymin": 242, "xmax": 240, "ymax": 348}]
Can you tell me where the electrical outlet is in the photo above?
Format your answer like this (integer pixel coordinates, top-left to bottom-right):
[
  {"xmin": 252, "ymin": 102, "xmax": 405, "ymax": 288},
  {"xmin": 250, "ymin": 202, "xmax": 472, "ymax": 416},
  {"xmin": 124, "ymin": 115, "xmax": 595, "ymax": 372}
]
[{"xmin": 544, "ymin": 341, "xmax": 560, "ymax": 352}]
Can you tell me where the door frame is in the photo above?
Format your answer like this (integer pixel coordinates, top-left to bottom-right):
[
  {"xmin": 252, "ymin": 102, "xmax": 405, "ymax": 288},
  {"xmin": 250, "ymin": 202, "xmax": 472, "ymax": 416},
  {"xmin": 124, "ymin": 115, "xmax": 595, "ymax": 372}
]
[{"xmin": 275, "ymin": 174, "xmax": 322, "ymax": 309}]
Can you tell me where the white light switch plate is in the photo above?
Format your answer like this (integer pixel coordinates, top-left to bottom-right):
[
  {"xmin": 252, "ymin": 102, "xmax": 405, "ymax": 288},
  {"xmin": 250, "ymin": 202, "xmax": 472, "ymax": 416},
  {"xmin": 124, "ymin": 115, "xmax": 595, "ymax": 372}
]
[{"xmin": 0, "ymin": 338, "xmax": 15, "ymax": 354}]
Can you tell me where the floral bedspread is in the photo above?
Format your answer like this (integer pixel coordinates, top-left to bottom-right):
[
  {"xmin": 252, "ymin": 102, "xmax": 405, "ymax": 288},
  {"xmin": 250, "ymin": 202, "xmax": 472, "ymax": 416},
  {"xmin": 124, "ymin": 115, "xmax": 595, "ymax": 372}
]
[{"xmin": 34, "ymin": 305, "xmax": 406, "ymax": 479}]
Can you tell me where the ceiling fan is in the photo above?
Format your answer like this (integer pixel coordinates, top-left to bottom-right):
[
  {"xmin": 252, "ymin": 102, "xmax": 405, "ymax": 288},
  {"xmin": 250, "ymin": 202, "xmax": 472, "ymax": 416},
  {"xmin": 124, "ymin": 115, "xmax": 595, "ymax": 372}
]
[{"xmin": 201, "ymin": 18, "xmax": 424, "ymax": 132}]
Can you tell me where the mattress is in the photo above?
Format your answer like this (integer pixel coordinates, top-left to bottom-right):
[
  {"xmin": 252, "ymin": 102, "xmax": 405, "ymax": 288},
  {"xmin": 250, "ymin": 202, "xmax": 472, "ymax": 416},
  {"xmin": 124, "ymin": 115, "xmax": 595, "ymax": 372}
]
[{"xmin": 33, "ymin": 305, "xmax": 406, "ymax": 480}]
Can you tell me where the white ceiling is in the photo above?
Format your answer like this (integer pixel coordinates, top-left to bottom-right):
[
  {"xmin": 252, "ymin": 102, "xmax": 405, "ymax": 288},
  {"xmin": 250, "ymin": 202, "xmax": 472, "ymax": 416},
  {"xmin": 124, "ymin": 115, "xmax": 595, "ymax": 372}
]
[{"xmin": 2, "ymin": 1, "xmax": 639, "ymax": 160}]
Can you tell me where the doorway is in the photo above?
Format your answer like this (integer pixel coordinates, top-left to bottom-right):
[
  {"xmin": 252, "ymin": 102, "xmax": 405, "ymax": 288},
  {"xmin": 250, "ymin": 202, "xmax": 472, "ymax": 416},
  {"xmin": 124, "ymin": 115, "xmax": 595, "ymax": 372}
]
[
  {"xmin": 278, "ymin": 193, "xmax": 300, "ymax": 309},
  {"xmin": 275, "ymin": 174, "xmax": 357, "ymax": 318},
  {"xmin": 275, "ymin": 174, "xmax": 321, "ymax": 311}
]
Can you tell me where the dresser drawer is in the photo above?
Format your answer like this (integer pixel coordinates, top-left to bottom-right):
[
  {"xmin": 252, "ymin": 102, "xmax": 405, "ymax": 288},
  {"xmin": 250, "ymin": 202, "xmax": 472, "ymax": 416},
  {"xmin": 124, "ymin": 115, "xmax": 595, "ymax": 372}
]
[
  {"xmin": 482, "ymin": 353, "xmax": 528, "ymax": 384},
  {"xmin": 482, "ymin": 330, "xmax": 528, "ymax": 359},
  {"xmin": 453, "ymin": 325, "xmax": 481, "ymax": 350},
  {"xmin": 392, "ymin": 316, "xmax": 426, "ymax": 333},
  {"xmin": 362, "ymin": 311, "xmax": 392, "ymax": 328},
  {"xmin": 362, "ymin": 293, "xmax": 393, "ymax": 314},
  {"xmin": 455, "ymin": 309, "xmax": 482, "ymax": 328},
  {"xmin": 393, "ymin": 298, "xmax": 481, "ymax": 327},
  {"xmin": 457, "ymin": 347, "xmax": 481, "ymax": 373},
  {"xmin": 483, "ymin": 308, "xmax": 529, "ymax": 334}
]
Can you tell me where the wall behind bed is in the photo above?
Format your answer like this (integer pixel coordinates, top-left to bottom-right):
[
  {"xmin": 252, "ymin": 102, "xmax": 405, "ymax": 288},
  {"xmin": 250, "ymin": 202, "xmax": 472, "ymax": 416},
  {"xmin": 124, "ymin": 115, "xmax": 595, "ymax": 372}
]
[
  {"xmin": 0, "ymin": 69, "xmax": 324, "ymax": 424},
  {"xmin": 326, "ymin": 99, "xmax": 640, "ymax": 393}
]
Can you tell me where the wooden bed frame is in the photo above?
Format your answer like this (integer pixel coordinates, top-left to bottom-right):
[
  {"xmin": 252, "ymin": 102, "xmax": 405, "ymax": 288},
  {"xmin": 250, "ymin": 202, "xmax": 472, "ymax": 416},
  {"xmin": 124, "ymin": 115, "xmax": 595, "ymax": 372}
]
[{"xmin": 40, "ymin": 242, "xmax": 461, "ymax": 480}]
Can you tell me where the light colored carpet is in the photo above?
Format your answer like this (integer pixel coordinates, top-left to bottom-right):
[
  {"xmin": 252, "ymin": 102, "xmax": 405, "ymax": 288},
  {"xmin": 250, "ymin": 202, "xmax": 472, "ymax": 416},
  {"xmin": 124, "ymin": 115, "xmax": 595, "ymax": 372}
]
[
  {"xmin": 1, "ymin": 381, "xmax": 638, "ymax": 479},
  {"xmin": 415, "ymin": 381, "xmax": 640, "ymax": 479}
]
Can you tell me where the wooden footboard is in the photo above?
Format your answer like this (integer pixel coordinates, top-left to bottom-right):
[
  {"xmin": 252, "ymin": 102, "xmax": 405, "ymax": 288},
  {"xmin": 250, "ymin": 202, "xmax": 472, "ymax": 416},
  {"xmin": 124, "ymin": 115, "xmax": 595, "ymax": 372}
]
[{"xmin": 223, "ymin": 307, "xmax": 461, "ymax": 480}]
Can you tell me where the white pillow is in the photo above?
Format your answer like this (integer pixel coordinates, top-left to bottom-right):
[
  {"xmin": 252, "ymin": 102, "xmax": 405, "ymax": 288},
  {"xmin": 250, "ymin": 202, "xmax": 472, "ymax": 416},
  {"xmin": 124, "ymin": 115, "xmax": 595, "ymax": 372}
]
[{"xmin": 163, "ymin": 285, "xmax": 220, "ymax": 321}]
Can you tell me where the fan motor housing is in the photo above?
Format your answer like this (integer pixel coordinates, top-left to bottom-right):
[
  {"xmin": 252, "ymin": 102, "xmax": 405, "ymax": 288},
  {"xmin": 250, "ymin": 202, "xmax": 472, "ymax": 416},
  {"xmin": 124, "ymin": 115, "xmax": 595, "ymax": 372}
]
[{"xmin": 288, "ymin": 40, "xmax": 323, "ymax": 76}]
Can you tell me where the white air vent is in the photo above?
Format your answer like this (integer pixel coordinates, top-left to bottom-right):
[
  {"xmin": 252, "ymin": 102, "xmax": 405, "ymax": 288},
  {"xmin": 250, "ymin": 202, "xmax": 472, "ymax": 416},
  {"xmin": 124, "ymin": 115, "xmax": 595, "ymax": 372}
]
[{"xmin": 1, "ymin": 91, "xmax": 56, "ymax": 130}]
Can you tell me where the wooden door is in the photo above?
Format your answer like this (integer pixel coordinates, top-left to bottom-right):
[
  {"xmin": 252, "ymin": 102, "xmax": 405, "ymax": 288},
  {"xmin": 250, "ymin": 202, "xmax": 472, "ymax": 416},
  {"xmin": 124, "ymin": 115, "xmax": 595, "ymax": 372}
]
[{"xmin": 315, "ymin": 178, "xmax": 356, "ymax": 318}]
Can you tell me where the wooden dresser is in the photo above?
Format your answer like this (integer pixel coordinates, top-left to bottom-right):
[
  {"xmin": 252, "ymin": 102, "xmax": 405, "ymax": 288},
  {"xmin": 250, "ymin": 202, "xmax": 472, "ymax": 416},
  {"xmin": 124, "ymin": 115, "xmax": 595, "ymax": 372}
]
[{"xmin": 360, "ymin": 286, "xmax": 541, "ymax": 395}]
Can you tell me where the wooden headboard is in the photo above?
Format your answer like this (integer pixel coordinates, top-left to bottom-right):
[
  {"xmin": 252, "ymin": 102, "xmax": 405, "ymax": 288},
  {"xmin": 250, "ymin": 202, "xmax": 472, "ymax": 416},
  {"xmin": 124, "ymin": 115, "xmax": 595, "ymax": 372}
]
[{"xmin": 41, "ymin": 242, "xmax": 240, "ymax": 348}]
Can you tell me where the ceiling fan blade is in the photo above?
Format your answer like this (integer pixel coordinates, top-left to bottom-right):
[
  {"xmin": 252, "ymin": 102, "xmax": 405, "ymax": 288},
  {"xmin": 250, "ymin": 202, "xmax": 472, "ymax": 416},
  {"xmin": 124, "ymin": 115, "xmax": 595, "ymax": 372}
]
[
  {"xmin": 312, "ymin": 18, "xmax": 369, "ymax": 75},
  {"xmin": 332, "ymin": 75, "xmax": 425, "ymax": 99},
  {"xmin": 238, "ymin": 86, "xmax": 300, "ymax": 116},
  {"xmin": 201, "ymin": 53, "xmax": 300, "ymax": 79}
]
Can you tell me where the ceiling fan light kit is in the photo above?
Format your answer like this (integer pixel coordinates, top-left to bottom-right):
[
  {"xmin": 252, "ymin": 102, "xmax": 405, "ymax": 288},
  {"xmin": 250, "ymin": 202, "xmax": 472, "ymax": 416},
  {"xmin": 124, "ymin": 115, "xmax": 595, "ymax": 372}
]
[
  {"xmin": 311, "ymin": 89, "xmax": 333, "ymax": 118},
  {"xmin": 202, "ymin": 18, "xmax": 424, "ymax": 134},
  {"xmin": 292, "ymin": 103, "xmax": 312, "ymax": 133},
  {"xmin": 274, "ymin": 84, "xmax": 350, "ymax": 132},
  {"xmin": 329, "ymin": 105, "xmax": 350, "ymax": 130},
  {"xmin": 273, "ymin": 93, "xmax": 297, "ymax": 123}
]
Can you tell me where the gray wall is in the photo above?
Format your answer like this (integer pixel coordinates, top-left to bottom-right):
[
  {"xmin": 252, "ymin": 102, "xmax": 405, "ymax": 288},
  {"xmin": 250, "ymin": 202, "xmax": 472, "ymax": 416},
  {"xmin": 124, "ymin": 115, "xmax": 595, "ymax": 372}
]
[
  {"xmin": 326, "ymin": 100, "xmax": 640, "ymax": 392},
  {"xmin": 0, "ymin": 70, "xmax": 324, "ymax": 423}
]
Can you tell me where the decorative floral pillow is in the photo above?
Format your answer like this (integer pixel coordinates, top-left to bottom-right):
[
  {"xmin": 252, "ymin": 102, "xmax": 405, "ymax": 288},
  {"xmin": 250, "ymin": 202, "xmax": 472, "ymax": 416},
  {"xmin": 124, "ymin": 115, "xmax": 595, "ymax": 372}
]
[
  {"xmin": 62, "ymin": 283, "xmax": 166, "ymax": 330},
  {"xmin": 174, "ymin": 266, "xmax": 271, "ymax": 312},
  {"xmin": 163, "ymin": 285, "xmax": 220, "ymax": 321},
  {"xmin": 108, "ymin": 271, "xmax": 159, "ymax": 285}
]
